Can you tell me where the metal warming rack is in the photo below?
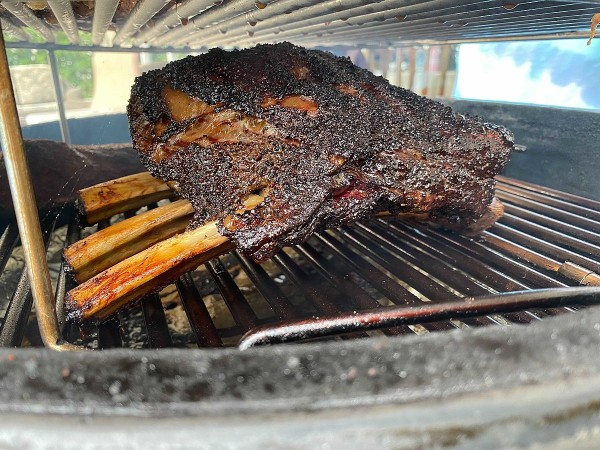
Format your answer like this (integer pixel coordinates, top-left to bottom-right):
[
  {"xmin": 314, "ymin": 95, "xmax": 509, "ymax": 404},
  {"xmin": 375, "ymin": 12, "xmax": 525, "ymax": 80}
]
[{"xmin": 1, "ymin": 2, "xmax": 600, "ymax": 443}]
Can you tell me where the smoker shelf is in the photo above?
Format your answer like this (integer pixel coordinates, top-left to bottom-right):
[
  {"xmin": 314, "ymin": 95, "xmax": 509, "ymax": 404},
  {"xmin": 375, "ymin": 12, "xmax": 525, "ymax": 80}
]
[
  {"xmin": 1, "ymin": 1, "xmax": 598, "ymax": 50},
  {"xmin": 1, "ymin": 176, "xmax": 599, "ymax": 350}
]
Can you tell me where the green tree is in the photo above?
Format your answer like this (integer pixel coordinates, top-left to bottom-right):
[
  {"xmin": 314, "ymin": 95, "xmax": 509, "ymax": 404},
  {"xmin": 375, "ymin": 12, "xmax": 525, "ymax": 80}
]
[{"xmin": 7, "ymin": 31, "xmax": 94, "ymax": 99}]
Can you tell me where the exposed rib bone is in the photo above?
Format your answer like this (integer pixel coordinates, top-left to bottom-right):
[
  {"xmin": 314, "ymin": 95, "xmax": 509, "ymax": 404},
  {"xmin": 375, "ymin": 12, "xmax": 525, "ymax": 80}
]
[
  {"xmin": 64, "ymin": 199, "xmax": 194, "ymax": 283},
  {"xmin": 65, "ymin": 221, "xmax": 234, "ymax": 323},
  {"xmin": 78, "ymin": 172, "xmax": 172, "ymax": 225}
]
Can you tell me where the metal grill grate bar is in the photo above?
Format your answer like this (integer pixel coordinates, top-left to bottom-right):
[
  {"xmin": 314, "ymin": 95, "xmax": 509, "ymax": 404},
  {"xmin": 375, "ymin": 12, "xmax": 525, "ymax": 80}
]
[
  {"xmin": 2, "ymin": 0, "xmax": 597, "ymax": 49},
  {"xmin": 496, "ymin": 175, "xmax": 600, "ymax": 210},
  {"xmin": 289, "ymin": 18, "xmax": 593, "ymax": 47},
  {"xmin": 285, "ymin": 5, "xmax": 594, "ymax": 40},
  {"xmin": 113, "ymin": 0, "xmax": 171, "ymax": 46},
  {"xmin": 313, "ymin": 232, "xmax": 457, "ymax": 332},
  {"xmin": 412, "ymin": 225, "xmax": 568, "ymax": 290},
  {"xmin": 141, "ymin": 294, "xmax": 173, "ymax": 348},
  {"xmin": 0, "ymin": 222, "xmax": 19, "ymax": 276},
  {"xmin": 92, "ymin": 0, "xmax": 120, "ymax": 46},
  {"xmin": 1, "ymin": 1, "xmax": 55, "ymax": 43},
  {"xmin": 133, "ymin": 0, "xmax": 233, "ymax": 46},
  {"xmin": 176, "ymin": 273, "xmax": 223, "ymax": 347},
  {"xmin": 272, "ymin": 251, "xmax": 347, "ymax": 317},
  {"xmin": 234, "ymin": 250, "xmax": 298, "ymax": 321},
  {"xmin": 363, "ymin": 221, "xmax": 541, "ymax": 324},
  {"xmin": 296, "ymin": 242, "xmax": 385, "ymax": 312},
  {"xmin": 97, "ymin": 319, "xmax": 122, "ymax": 349},
  {"xmin": 502, "ymin": 203, "xmax": 600, "ymax": 245},
  {"xmin": 271, "ymin": 251, "xmax": 377, "ymax": 338},
  {"xmin": 498, "ymin": 186, "xmax": 600, "ymax": 224},
  {"xmin": 221, "ymin": 1, "xmax": 582, "ymax": 47},
  {"xmin": 207, "ymin": 258, "xmax": 260, "ymax": 332},
  {"xmin": 0, "ymin": 18, "xmax": 30, "ymax": 42},
  {"xmin": 340, "ymin": 226, "xmax": 494, "ymax": 328},
  {"xmin": 47, "ymin": 0, "xmax": 80, "ymax": 45},
  {"xmin": 490, "ymin": 223, "xmax": 600, "ymax": 273},
  {"xmin": 239, "ymin": 287, "xmax": 600, "ymax": 349},
  {"xmin": 0, "ymin": 217, "xmax": 55, "ymax": 347}
]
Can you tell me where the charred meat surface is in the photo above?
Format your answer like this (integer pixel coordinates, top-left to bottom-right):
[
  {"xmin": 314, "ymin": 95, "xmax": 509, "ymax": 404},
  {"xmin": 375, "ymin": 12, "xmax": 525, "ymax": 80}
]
[{"xmin": 128, "ymin": 42, "xmax": 513, "ymax": 261}]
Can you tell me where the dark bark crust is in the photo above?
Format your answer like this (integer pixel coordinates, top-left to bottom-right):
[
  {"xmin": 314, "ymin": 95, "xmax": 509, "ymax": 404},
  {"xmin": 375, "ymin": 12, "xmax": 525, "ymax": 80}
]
[{"xmin": 128, "ymin": 42, "xmax": 513, "ymax": 261}]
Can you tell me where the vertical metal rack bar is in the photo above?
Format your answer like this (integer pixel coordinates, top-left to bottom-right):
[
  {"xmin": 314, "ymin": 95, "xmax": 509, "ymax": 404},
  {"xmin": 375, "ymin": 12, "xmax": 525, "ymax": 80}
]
[
  {"xmin": 0, "ymin": 24, "xmax": 81, "ymax": 351},
  {"xmin": 48, "ymin": 49, "xmax": 71, "ymax": 144}
]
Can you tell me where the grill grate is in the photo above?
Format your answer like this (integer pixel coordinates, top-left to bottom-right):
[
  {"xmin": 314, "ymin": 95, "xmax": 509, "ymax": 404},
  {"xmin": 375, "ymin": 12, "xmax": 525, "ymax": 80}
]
[
  {"xmin": 0, "ymin": 1, "xmax": 598, "ymax": 50},
  {"xmin": 0, "ymin": 176, "xmax": 599, "ymax": 350}
]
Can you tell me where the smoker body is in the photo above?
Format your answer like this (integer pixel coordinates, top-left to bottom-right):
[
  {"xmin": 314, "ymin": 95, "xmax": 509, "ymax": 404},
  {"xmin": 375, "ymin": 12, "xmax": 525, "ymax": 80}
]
[{"xmin": 1, "ymin": 1, "xmax": 600, "ymax": 447}]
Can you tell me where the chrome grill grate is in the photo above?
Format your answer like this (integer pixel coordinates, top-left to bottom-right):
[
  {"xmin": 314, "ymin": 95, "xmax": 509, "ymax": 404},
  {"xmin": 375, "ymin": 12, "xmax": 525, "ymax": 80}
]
[{"xmin": 1, "ymin": 176, "xmax": 599, "ymax": 350}]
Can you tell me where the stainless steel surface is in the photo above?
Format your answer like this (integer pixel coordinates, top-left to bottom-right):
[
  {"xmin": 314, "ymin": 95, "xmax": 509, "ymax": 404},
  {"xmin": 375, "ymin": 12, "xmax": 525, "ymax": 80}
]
[
  {"xmin": 132, "ymin": 0, "xmax": 216, "ymax": 46},
  {"xmin": 152, "ymin": 0, "xmax": 260, "ymax": 47},
  {"xmin": 91, "ymin": 0, "xmax": 120, "ymax": 46},
  {"xmin": 0, "ymin": 0, "xmax": 598, "ymax": 48},
  {"xmin": 0, "ymin": 17, "xmax": 28, "ymax": 42},
  {"xmin": 4, "ymin": 41, "xmax": 194, "ymax": 53},
  {"xmin": 1, "ymin": 1, "xmax": 55, "ymax": 43},
  {"xmin": 47, "ymin": 0, "xmax": 79, "ymax": 45},
  {"xmin": 190, "ymin": 0, "xmax": 482, "ymax": 47},
  {"xmin": 113, "ymin": 0, "xmax": 171, "ymax": 46}
]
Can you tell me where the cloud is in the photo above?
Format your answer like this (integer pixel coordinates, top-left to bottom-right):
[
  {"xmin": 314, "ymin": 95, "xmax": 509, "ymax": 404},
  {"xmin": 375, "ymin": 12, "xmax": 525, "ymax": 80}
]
[{"xmin": 455, "ymin": 43, "xmax": 593, "ymax": 110}]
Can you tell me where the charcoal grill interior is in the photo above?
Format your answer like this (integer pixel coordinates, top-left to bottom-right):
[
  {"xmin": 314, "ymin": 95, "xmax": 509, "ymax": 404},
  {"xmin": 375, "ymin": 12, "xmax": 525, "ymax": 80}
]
[
  {"xmin": 2, "ymin": 1, "xmax": 600, "ymax": 445},
  {"xmin": 1, "ymin": 174, "xmax": 599, "ymax": 350}
]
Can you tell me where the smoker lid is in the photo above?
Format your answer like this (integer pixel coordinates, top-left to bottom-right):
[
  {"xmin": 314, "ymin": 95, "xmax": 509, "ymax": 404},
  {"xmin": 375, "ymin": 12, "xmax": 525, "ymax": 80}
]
[{"xmin": 0, "ymin": 0, "xmax": 599, "ymax": 50}]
